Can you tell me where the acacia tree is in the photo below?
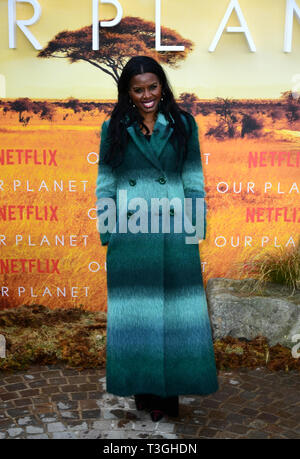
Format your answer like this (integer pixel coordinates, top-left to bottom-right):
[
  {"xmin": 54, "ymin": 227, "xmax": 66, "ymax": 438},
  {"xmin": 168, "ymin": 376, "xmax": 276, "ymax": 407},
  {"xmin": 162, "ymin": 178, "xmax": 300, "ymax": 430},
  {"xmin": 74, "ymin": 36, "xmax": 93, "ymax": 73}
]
[
  {"xmin": 178, "ymin": 92, "xmax": 199, "ymax": 115},
  {"xmin": 280, "ymin": 90, "xmax": 300, "ymax": 124},
  {"xmin": 10, "ymin": 98, "xmax": 33, "ymax": 124},
  {"xmin": 38, "ymin": 16, "xmax": 193, "ymax": 84},
  {"xmin": 215, "ymin": 97, "xmax": 238, "ymax": 138}
]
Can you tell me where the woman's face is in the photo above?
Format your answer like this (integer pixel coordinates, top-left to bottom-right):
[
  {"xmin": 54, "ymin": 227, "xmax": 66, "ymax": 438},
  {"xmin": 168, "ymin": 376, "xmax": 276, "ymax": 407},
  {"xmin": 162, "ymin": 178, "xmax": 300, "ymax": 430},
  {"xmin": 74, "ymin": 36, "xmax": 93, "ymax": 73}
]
[{"xmin": 128, "ymin": 72, "xmax": 162, "ymax": 117}]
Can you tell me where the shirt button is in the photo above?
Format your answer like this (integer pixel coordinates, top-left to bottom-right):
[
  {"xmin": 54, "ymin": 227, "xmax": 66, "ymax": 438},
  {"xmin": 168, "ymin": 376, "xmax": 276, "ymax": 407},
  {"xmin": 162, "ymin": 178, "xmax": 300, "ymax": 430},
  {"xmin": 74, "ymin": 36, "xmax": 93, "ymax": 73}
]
[
  {"xmin": 158, "ymin": 177, "xmax": 166, "ymax": 184},
  {"xmin": 129, "ymin": 179, "xmax": 136, "ymax": 186}
]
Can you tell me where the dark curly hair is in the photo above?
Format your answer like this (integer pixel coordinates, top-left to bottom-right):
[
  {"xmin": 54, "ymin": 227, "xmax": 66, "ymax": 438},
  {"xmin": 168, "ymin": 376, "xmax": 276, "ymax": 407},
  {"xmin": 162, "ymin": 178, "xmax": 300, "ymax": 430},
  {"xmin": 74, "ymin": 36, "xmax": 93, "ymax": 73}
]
[{"xmin": 101, "ymin": 55, "xmax": 193, "ymax": 170}]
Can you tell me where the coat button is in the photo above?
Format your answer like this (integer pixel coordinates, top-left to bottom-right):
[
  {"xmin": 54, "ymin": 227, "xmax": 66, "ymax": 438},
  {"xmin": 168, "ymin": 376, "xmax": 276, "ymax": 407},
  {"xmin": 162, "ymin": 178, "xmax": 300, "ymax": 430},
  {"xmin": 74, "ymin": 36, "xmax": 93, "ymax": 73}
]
[
  {"xmin": 127, "ymin": 210, "xmax": 134, "ymax": 219},
  {"xmin": 169, "ymin": 208, "xmax": 175, "ymax": 216},
  {"xmin": 129, "ymin": 179, "xmax": 136, "ymax": 186},
  {"xmin": 158, "ymin": 177, "xmax": 167, "ymax": 184}
]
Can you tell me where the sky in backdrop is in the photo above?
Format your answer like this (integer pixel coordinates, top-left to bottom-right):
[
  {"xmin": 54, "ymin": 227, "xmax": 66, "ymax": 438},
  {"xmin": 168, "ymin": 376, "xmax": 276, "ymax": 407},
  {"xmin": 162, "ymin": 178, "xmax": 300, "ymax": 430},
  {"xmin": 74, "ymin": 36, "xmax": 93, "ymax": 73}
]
[{"xmin": 0, "ymin": 0, "xmax": 300, "ymax": 99}]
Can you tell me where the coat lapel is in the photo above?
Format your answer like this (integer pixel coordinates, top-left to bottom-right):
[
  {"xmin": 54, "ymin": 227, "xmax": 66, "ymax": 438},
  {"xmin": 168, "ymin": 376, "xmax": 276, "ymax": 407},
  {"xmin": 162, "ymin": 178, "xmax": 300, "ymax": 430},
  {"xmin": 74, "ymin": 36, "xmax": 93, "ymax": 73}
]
[{"xmin": 126, "ymin": 111, "xmax": 174, "ymax": 171}]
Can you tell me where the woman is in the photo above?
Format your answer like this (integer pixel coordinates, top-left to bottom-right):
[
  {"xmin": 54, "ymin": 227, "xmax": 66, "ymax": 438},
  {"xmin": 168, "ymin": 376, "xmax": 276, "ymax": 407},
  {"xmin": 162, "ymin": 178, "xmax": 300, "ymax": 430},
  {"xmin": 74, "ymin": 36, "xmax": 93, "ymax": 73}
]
[{"xmin": 95, "ymin": 56, "xmax": 219, "ymax": 422}]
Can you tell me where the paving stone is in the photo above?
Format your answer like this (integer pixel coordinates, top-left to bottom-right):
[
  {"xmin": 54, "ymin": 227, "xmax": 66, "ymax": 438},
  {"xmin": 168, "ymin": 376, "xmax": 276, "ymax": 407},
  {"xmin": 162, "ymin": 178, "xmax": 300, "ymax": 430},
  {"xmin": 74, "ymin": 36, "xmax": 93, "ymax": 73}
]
[
  {"xmin": 257, "ymin": 412, "xmax": 279, "ymax": 423},
  {"xmin": 56, "ymin": 401, "xmax": 78, "ymax": 410},
  {"xmin": 47, "ymin": 422, "xmax": 67, "ymax": 433},
  {"xmin": 200, "ymin": 399, "xmax": 221, "ymax": 409},
  {"xmin": 172, "ymin": 424, "xmax": 197, "ymax": 435},
  {"xmin": 248, "ymin": 419, "xmax": 268, "ymax": 429},
  {"xmin": 26, "ymin": 425, "xmax": 44, "ymax": 434},
  {"xmin": 19, "ymin": 389, "xmax": 40, "ymax": 397},
  {"xmin": 18, "ymin": 415, "xmax": 39, "ymax": 426},
  {"xmin": 14, "ymin": 398, "xmax": 32, "ymax": 407},
  {"xmin": 6, "ymin": 407, "xmax": 31, "ymax": 417},
  {"xmin": 100, "ymin": 430, "xmax": 128, "ymax": 439},
  {"xmin": 153, "ymin": 432, "xmax": 178, "ymax": 439},
  {"xmin": 207, "ymin": 419, "xmax": 230, "ymax": 429},
  {"xmin": 0, "ymin": 419, "xmax": 18, "ymax": 429},
  {"xmin": 88, "ymin": 375, "xmax": 105, "ymax": 383},
  {"xmin": 59, "ymin": 369, "xmax": 80, "ymax": 376},
  {"xmin": 239, "ymin": 407, "xmax": 259, "ymax": 416},
  {"xmin": 220, "ymin": 403, "xmax": 242, "ymax": 413},
  {"xmin": 60, "ymin": 385, "xmax": 79, "ymax": 393},
  {"xmin": 239, "ymin": 391, "xmax": 257, "ymax": 400},
  {"xmin": 225, "ymin": 412, "xmax": 248, "ymax": 424},
  {"xmin": 31, "ymin": 396, "xmax": 49, "ymax": 404},
  {"xmin": 51, "ymin": 394, "xmax": 70, "ymax": 402},
  {"xmin": 247, "ymin": 430, "xmax": 270, "ymax": 439},
  {"xmin": 181, "ymin": 397, "xmax": 197, "ymax": 405},
  {"xmin": 188, "ymin": 416, "xmax": 207, "ymax": 426},
  {"xmin": 8, "ymin": 427, "xmax": 23, "ymax": 437},
  {"xmin": 33, "ymin": 404, "xmax": 55, "ymax": 414},
  {"xmin": 0, "ymin": 364, "xmax": 299, "ymax": 440},
  {"xmin": 6, "ymin": 383, "xmax": 28, "ymax": 392},
  {"xmin": 278, "ymin": 418, "xmax": 299, "ymax": 429},
  {"xmin": 28, "ymin": 380, "xmax": 47, "ymax": 388},
  {"xmin": 196, "ymin": 427, "xmax": 218, "ymax": 438},
  {"xmin": 41, "ymin": 371, "xmax": 62, "ymax": 379},
  {"xmin": 0, "ymin": 392, "xmax": 19, "ymax": 401},
  {"xmin": 215, "ymin": 431, "xmax": 240, "ymax": 439},
  {"xmin": 227, "ymin": 423, "xmax": 249, "ymax": 434},
  {"xmin": 27, "ymin": 434, "xmax": 49, "ymax": 439},
  {"xmin": 41, "ymin": 386, "xmax": 61, "ymax": 395},
  {"xmin": 25, "ymin": 366, "xmax": 47, "ymax": 373},
  {"xmin": 281, "ymin": 432, "xmax": 300, "ymax": 439},
  {"xmin": 77, "ymin": 384, "xmax": 98, "ymax": 392},
  {"xmin": 60, "ymin": 411, "xmax": 80, "ymax": 419},
  {"xmin": 81, "ymin": 409, "xmax": 101, "ymax": 419},
  {"xmin": 207, "ymin": 409, "xmax": 227, "ymax": 420},
  {"xmin": 80, "ymin": 400, "xmax": 99, "ymax": 410},
  {"xmin": 92, "ymin": 420, "xmax": 116, "ymax": 430},
  {"xmin": 4, "ymin": 376, "xmax": 24, "ymax": 384},
  {"xmin": 71, "ymin": 392, "xmax": 88, "ymax": 400},
  {"xmin": 0, "ymin": 401, "xmax": 14, "ymax": 410},
  {"xmin": 105, "ymin": 409, "xmax": 131, "ymax": 420},
  {"xmin": 39, "ymin": 414, "xmax": 59, "ymax": 423},
  {"xmin": 52, "ymin": 431, "xmax": 79, "ymax": 439},
  {"xmin": 77, "ymin": 429, "xmax": 102, "ymax": 439},
  {"xmin": 47, "ymin": 378, "xmax": 68, "ymax": 385},
  {"xmin": 124, "ymin": 431, "xmax": 152, "ymax": 439},
  {"xmin": 64, "ymin": 421, "xmax": 89, "ymax": 431},
  {"xmin": 68, "ymin": 376, "xmax": 89, "ymax": 384},
  {"xmin": 264, "ymin": 423, "xmax": 286, "ymax": 435}
]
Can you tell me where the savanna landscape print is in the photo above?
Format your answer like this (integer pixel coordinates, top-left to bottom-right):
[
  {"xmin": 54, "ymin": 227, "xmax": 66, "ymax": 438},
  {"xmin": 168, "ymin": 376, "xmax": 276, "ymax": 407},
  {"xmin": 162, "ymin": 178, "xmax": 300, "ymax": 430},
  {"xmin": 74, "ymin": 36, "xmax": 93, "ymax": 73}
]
[{"xmin": 0, "ymin": 2, "xmax": 299, "ymax": 311}]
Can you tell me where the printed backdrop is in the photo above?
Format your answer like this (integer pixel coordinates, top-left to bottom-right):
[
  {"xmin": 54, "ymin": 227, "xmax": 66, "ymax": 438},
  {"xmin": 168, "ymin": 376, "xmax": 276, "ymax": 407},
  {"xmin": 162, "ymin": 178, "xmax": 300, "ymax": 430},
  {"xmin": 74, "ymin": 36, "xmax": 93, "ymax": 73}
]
[{"xmin": 0, "ymin": 0, "xmax": 299, "ymax": 310}]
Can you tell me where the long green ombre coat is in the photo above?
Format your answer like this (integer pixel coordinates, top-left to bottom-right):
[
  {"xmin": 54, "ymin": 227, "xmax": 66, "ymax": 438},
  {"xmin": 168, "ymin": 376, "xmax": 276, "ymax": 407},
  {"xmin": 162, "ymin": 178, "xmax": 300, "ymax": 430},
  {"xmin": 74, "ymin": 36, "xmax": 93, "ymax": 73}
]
[{"xmin": 95, "ymin": 111, "xmax": 219, "ymax": 397}]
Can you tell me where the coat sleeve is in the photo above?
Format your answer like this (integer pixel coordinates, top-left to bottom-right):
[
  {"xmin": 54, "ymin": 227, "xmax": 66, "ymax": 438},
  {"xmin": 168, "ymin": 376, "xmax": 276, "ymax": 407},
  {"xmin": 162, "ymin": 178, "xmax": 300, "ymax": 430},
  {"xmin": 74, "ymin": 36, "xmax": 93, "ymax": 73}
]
[
  {"xmin": 95, "ymin": 120, "xmax": 117, "ymax": 246},
  {"xmin": 180, "ymin": 115, "xmax": 207, "ymax": 240}
]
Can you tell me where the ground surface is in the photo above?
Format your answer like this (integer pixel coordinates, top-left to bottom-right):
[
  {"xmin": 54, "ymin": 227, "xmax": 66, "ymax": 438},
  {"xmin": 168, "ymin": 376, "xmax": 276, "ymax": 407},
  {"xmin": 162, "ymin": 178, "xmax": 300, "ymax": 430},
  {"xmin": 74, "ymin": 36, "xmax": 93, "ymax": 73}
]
[{"xmin": 0, "ymin": 365, "xmax": 299, "ymax": 439}]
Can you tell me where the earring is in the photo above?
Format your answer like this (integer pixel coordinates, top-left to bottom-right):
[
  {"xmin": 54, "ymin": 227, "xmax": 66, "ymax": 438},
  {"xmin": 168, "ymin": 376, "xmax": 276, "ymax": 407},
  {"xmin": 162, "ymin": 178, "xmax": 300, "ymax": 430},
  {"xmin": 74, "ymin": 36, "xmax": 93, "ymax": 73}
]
[{"xmin": 129, "ymin": 97, "xmax": 135, "ymax": 108}]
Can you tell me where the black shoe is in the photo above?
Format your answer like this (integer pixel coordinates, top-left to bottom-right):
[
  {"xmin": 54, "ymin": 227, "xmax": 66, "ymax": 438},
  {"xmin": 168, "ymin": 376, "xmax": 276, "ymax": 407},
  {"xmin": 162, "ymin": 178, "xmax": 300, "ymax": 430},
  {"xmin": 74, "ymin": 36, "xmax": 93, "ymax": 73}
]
[
  {"xmin": 134, "ymin": 394, "xmax": 152, "ymax": 411},
  {"xmin": 149, "ymin": 395, "xmax": 165, "ymax": 422},
  {"xmin": 163, "ymin": 396, "xmax": 179, "ymax": 417}
]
